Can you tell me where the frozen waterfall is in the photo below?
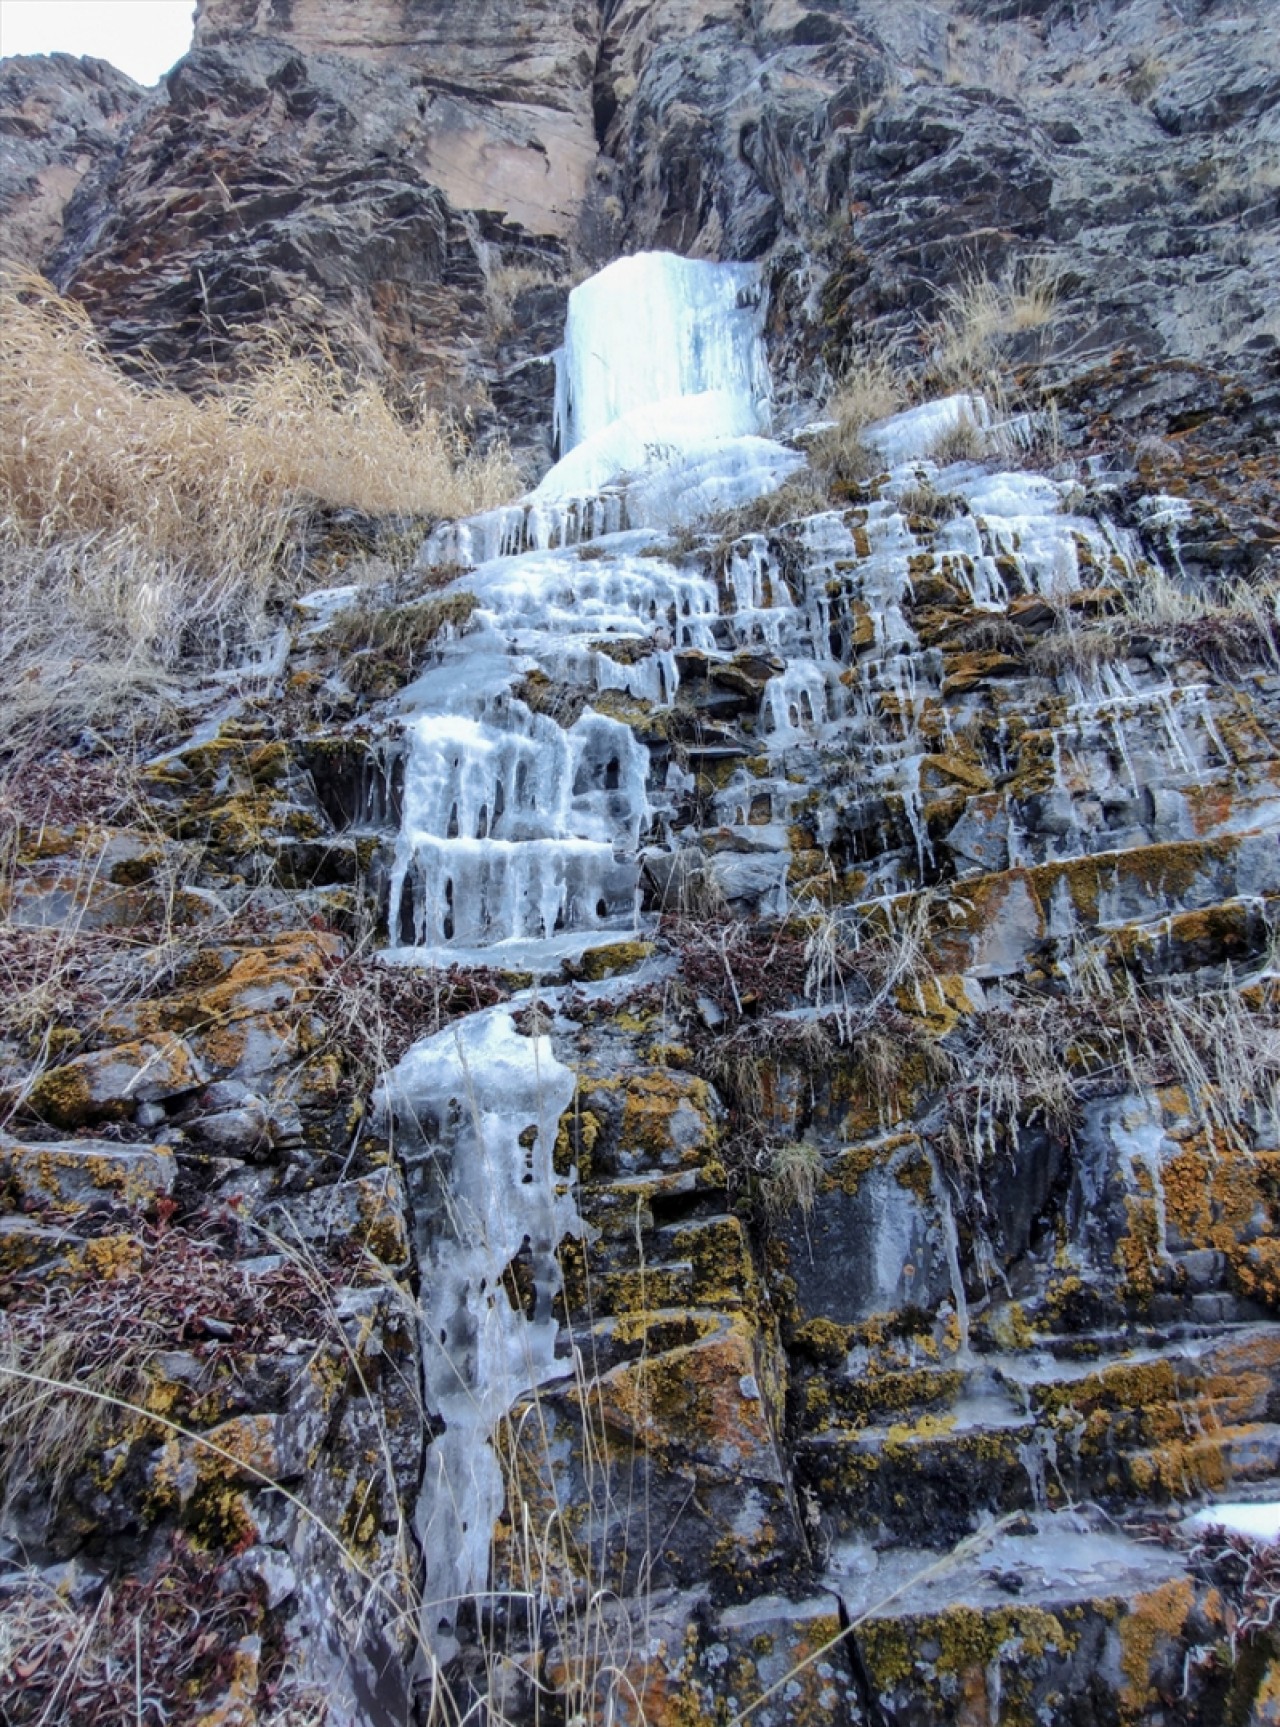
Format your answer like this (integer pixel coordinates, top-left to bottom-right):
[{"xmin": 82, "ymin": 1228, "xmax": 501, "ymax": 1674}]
[
  {"xmin": 551, "ymin": 250, "xmax": 770, "ymax": 454},
  {"xmin": 377, "ymin": 250, "xmax": 1154, "ymax": 1673},
  {"xmin": 382, "ymin": 251, "xmax": 791, "ymax": 1667},
  {"xmin": 387, "ymin": 251, "xmax": 785, "ymax": 971}
]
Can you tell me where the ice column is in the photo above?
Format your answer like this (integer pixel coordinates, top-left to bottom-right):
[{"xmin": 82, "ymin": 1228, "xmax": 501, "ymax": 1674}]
[
  {"xmin": 553, "ymin": 250, "xmax": 770, "ymax": 453},
  {"xmin": 381, "ymin": 1009, "xmax": 580, "ymax": 1659}
]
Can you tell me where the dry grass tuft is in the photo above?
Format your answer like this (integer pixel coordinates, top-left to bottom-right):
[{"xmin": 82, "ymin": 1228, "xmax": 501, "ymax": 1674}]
[
  {"xmin": 0, "ymin": 275, "xmax": 519, "ymax": 743},
  {"xmin": 925, "ymin": 411, "xmax": 987, "ymax": 465},
  {"xmin": 925, "ymin": 258, "xmax": 1061, "ymax": 392},
  {"xmin": 806, "ymin": 347, "xmax": 906, "ymax": 494},
  {"xmin": 763, "ymin": 1140, "xmax": 823, "ymax": 1219},
  {"xmin": 1126, "ymin": 562, "xmax": 1280, "ymax": 674},
  {"xmin": 323, "ymin": 590, "xmax": 481, "ymax": 696},
  {"xmin": 703, "ymin": 474, "xmax": 833, "ymax": 545},
  {"xmin": 1028, "ymin": 623, "xmax": 1128, "ymax": 678},
  {"xmin": 484, "ymin": 259, "xmax": 565, "ymax": 335},
  {"xmin": 825, "ymin": 347, "xmax": 906, "ymax": 433}
]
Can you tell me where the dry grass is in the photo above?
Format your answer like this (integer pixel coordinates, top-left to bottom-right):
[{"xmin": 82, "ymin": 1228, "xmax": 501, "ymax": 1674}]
[
  {"xmin": 1193, "ymin": 152, "xmax": 1280, "ymax": 221},
  {"xmin": 485, "ymin": 260, "xmax": 564, "ymax": 335},
  {"xmin": 702, "ymin": 473, "xmax": 833, "ymax": 546},
  {"xmin": 1125, "ymin": 561, "xmax": 1280, "ymax": 674},
  {"xmin": 1028, "ymin": 623, "xmax": 1128, "ymax": 678},
  {"xmin": 324, "ymin": 590, "xmax": 481, "ymax": 696},
  {"xmin": 0, "ymin": 275, "xmax": 519, "ymax": 744},
  {"xmin": 803, "ymin": 347, "xmax": 906, "ymax": 496},
  {"xmin": 896, "ymin": 479, "xmax": 967, "ymax": 525},
  {"xmin": 825, "ymin": 347, "xmax": 906, "ymax": 433},
  {"xmin": 926, "ymin": 259, "xmax": 1061, "ymax": 391},
  {"xmin": 925, "ymin": 410, "xmax": 987, "ymax": 465},
  {"xmin": 807, "ymin": 419, "xmax": 880, "ymax": 492},
  {"xmin": 0, "ymin": 1541, "xmax": 265, "ymax": 1726},
  {"xmin": 763, "ymin": 1140, "xmax": 823, "ymax": 1219}
]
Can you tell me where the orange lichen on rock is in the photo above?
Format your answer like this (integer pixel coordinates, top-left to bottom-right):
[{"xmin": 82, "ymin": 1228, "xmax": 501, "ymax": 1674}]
[
  {"xmin": 584, "ymin": 1314, "xmax": 780, "ymax": 1474},
  {"xmin": 1117, "ymin": 1578, "xmax": 1195, "ymax": 1717}
]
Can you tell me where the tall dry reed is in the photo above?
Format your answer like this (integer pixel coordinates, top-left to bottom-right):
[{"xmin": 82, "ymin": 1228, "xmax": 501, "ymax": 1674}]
[{"xmin": 0, "ymin": 274, "xmax": 518, "ymax": 741}]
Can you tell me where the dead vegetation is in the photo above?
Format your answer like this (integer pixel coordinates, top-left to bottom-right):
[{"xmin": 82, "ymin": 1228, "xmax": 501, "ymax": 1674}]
[
  {"xmin": 924, "ymin": 409, "xmax": 987, "ymax": 465},
  {"xmin": 0, "ymin": 1537, "xmax": 266, "ymax": 1726},
  {"xmin": 0, "ymin": 1218, "xmax": 323, "ymax": 1521},
  {"xmin": 655, "ymin": 881, "xmax": 1280, "ymax": 1233},
  {"xmin": 1027, "ymin": 622, "xmax": 1127, "ymax": 677},
  {"xmin": 1188, "ymin": 1523, "xmax": 1280, "ymax": 1660},
  {"xmin": 924, "ymin": 258, "xmax": 1062, "ymax": 393},
  {"xmin": 0, "ymin": 274, "xmax": 518, "ymax": 746},
  {"xmin": 1127, "ymin": 564, "xmax": 1280, "ymax": 675},
  {"xmin": 825, "ymin": 346, "xmax": 906, "ymax": 434},
  {"xmin": 484, "ymin": 258, "xmax": 566, "ymax": 336},
  {"xmin": 309, "ymin": 949, "xmax": 511, "ymax": 1103},
  {"xmin": 324, "ymin": 590, "xmax": 480, "ymax": 695},
  {"xmin": 895, "ymin": 479, "xmax": 966, "ymax": 525}
]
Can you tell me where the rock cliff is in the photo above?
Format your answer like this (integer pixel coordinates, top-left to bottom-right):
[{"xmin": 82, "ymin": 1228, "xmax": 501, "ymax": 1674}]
[
  {"xmin": 5, "ymin": 3, "xmax": 1277, "ymax": 462},
  {"xmin": 2, "ymin": 5, "xmax": 1280, "ymax": 1727},
  {"xmin": 0, "ymin": 52, "xmax": 143, "ymax": 270}
]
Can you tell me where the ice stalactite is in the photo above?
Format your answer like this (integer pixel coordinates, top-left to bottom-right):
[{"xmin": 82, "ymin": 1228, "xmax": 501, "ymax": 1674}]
[{"xmin": 380, "ymin": 1011, "xmax": 578, "ymax": 1660}]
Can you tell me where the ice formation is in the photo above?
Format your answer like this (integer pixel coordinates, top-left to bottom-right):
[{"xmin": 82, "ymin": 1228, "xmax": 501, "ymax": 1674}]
[
  {"xmin": 378, "ymin": 1010, "xmax": 579, "ymax": 1655},
  {"xmin": 552, "ymin": 250, "xmax": 770, "ymax": 452},
  {"xmin": 381, "ymin": 251, "xmax": 801, "ymax": 1668},
  {"xmin": 862, "ymin": 391, "xmax": 991, "ymax": 465},
  {"xmin": 1186, "ymin": 1501, "xmax": 1280, "ymax": 1543},
  {"xmin": 378, "ymin": 249, "xmax": 1198, "ymax": 1666}
]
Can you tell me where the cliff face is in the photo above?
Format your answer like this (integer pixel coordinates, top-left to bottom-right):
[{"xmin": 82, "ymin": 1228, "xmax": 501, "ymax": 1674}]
[
  {"xmin": 8, "ymin": 1, "xmax": 1277, "ymax": 458},
  {"xmin": 0, "ymin": 52, "xmax": 143, "ymax": 270},
  {"xmin": 3, "ymin": 8, "xmax": 1280, "ymax": 1727}
]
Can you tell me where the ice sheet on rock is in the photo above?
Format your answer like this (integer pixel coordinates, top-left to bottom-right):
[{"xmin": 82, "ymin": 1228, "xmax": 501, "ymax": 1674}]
[
  {"xmin": 388, "ymin": 700, "xmax": 650, "ymax": 948},
  {"xmin": 534, "ymin": 407, "xmax": 803, "ymax": 527},
  {"xmin": 295, "ymin": 583, "xmax": 360, "ymax": 629},
  {"xmin": 538, "ymin": 389, "xmax": 761, "ymax": 497},
  {"xmin": 1137, "ymin": 492, "xmax": 1195, "ymax": 529},
  {"xmin": 829, "ymin": 1509, "xmax": 1189, "ymax": 1618},
  {"xmin": 423, "ymin": 492, "xmax": 631, "ymax": 567},
  {"xmin": 379, "ymin": 1009, "xmax": 579, "ymax": 1658},
  {"xmin": 381, "ymin": 925, "xmax": 655, "ymax": 980},
  {"xmin": 553, "ymin": 251, "xmax": 769, "ymax": 453},
  {"xmin": 464, "ymin": 544, "xmax": 719, "ymax": 652},
  {"xmin": 763, "ymin": 659, "xmax": 832, "ymax": 740},
  {"xmin": 959, "ymin": 470, "xmax": 1063, "ymax": 521},
  {"xmin": 1186, "ymin": 1501, "xmax": 1280, "ymax": 1543},
  {"xmin": 622, "ymin": 434, "xmax": 804, "ymax": 529},
  {"xmin": 864, "ymin": 393, "xmax": 991, "ymax": 465}
]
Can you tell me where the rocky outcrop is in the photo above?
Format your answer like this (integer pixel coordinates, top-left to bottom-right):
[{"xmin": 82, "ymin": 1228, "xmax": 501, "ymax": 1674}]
[
  {"xmin": 32, "ymin": 0, "xmax": 1270, "ymax": 519},
  {"xmin": 193, "ymin": 0, "xmax": 602, "ymax": 239},
  {"xmin": 0, "ymin": 53, "xmax": 143, "ymax": 269},
  {"xmin": 5, "ymin": 1, "xmax": 1275, "ymax": 472}
]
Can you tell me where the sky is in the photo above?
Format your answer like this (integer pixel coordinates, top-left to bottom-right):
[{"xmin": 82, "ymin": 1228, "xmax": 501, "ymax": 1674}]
[{"xmin": 0, "ymin": 1, "xmax": 196, "ymax": 86}]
